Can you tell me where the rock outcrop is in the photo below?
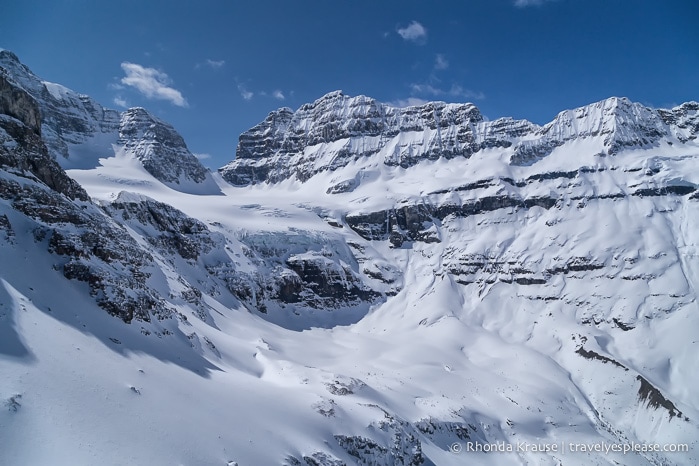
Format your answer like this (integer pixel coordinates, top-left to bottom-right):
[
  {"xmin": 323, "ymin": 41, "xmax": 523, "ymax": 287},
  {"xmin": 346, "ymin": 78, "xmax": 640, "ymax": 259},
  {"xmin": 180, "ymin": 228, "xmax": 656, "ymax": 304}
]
[
  {"xmin": 220, "ymin": 91, "xmax": 699, "ymax": 186},
  {"xmin": 118, "ymin": 107, "xmax": 211, "ymax": 186},
  {"xmin": 0, "ymin": 49, "xmax": 214, "ymax": 191}
]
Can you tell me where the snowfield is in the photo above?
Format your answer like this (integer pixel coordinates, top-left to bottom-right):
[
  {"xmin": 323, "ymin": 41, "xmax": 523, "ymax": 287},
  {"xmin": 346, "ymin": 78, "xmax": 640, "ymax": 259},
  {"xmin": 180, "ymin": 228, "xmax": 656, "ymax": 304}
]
[{"xmin": 1, "ymin": 49, "xmax": 698, "ymax": 465}]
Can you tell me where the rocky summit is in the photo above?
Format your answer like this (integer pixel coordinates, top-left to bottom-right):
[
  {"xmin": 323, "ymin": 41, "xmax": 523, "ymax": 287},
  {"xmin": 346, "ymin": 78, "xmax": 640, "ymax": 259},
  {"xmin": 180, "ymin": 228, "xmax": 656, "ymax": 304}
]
[
  {"xmin": 1, "ymin": 51, "xmax": 698, "ymax": 466},
  {"xmin": 0, "ymin": 49, "xmax": 218, "ymax": 193},
  {"xmin": 219, "ymin": 90, "xmax": 698, "ymax": 186}
]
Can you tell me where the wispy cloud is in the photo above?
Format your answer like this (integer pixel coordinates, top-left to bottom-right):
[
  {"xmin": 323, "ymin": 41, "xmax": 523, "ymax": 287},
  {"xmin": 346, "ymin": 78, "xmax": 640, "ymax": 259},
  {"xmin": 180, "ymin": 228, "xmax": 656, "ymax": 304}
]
[
  {"xmin": 397, "ymin": 21, "xmax": 427, "ymax": 43},
  {"xmin": 389, "ymin": 97, "xmax": 430, "ymax": 108},
  {"xmin": 272, "ymin": 89, "xmax": 285, "ymax": 100},
  {"xmin": 113, "ymin": 96, "xmax": 129, "ymax": 108},
  {"xmin": 205, "ymin": 59, "xmax": 225, "ymax": 69},
  {"xmin": 196, "ymin": 59, "xmax": 225, "ymax": 70},
  {"xmin": 410, "ymin": 83, "xmax": 443, "ymax": 96},
  {"xmin": 120, "ymin": 62, "xmax": 188, "ymax": 107},
  {"xmin": 193, "ymin": 152, "xmax": 211, "ymax": 160},
  {"xmin": 237, "ymin": 83, "xmax": 253, "ymax": 100},
  {"xmin": 448, "ymin": 84, "xmax": 485, "ymax": 100},
  {"xmin": 514, "ymin": 0, "xmax": 557, "ymax": 7},
  {"xmin": 410, "ymin": 82, "xmax": 484, "ymax": 101},
  {"xmin": 434, "ymin": 54, "xmax": 449, "ymax": 70}
]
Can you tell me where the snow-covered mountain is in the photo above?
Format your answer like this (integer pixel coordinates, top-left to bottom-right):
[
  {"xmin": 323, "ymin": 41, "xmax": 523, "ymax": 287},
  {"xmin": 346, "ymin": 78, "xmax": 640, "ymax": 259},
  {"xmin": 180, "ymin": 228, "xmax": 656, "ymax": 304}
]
[
  {"xmin": 219, "ymin": 90, "xmax": 697, "ymax": 186},
  {"xmin": 2, "ymin": 51, "xmax": 699, "ymax": 466},
  {"xmin": 0, "ymin": 49, "xmax": 219, "ymax": 194}
]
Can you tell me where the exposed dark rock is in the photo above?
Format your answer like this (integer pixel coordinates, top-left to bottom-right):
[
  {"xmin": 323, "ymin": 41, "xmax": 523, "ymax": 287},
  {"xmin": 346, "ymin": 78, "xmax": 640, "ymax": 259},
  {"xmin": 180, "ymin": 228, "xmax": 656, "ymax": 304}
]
[
  {"xmin": 429, "ymin": 178, "xmax": 494, "ymax": 195},
  {"xmin": 612, "ymin": 318, "xmax": 634, "ymax": 331},
  {"xmin": 324, "ymin": 377, "xmax": 366, "ymax": 396},
  {"xmin": 514, "ymin": 277, "xmax": 547, "ymax": 285},
  {"xmin": 575, "ymin": 347, "xmax": 628, "ymax": 370},
  {"xmin": 632, "ymin": 185, "xmax": 696, "ymax": 197},
  {"xmin": 346, "ymin": 204, "xmax": 438, "ymax": 245},
  {"xmin": 5, "ymin": 394, "xmax": 22, "ymax": 412},
  {"xmin": 1, "ymin": 49, "xmax": 121, "ymax": 161},
  {"xmin": 326, "ymin": 177, "xmax": 359, "ymax": 194},
  {"xmin": 510, "ymin": 97, "xmax": 680, "ymax": 164},
  {"xmin": 118, "ymin": 108, "xmax": 210, "ymax": 185},
  {"xmin": 0, "ymin": 81, "xmax": 172, "ymax": 325},
  {"xmin": 0, "ymin": 213, "xmax": 14, "ymax": 242},
  {"xmin": 0, "ymin": 110, "xmax": 88, "ymax": 201},
  {"xmin": 636, "ymin": 375, "xmax": 686, "ymax": 421},
  {"xmin": 0, "ymin": 70, "xmax": 41, "ymax": 133},
  {"xmin": 547, "ymin": 257, "xmax": 605, "ymax": 275},
  {"xmin": 511, "ymin": 138, "xmax": 562, "ymax": 166},
  {"xmin": 106, "ymin": 194, "xmax": 215, "ymax": 260},
  {"xmin": 219, "ymin": 91, "xmax": 501, "ymax": 185},
  {"xmin": 301, "ymin": 452, "xmax": 346, "ymax": 466},
  {"xmin": 346, "ymin": 194, "xmax": 560, "ymax": 246},
  {"xmin": 286, "ymin": 253, "xmax": 378, "ymax": 307},
  {"xmin": 414, "ymin": 418, "xmax": 472, "ymax": 441},
  {"xmin": 335, "ymin": 435, "xmax": 388, "ymax": 459}
]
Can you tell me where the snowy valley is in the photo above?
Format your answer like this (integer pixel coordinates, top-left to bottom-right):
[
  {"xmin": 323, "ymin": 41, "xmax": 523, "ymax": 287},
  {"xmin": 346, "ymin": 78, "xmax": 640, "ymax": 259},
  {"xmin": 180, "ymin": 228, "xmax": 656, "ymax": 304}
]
[{"xmin": 1, "ymin": 49, "xmax": 698, "ymax": 465}]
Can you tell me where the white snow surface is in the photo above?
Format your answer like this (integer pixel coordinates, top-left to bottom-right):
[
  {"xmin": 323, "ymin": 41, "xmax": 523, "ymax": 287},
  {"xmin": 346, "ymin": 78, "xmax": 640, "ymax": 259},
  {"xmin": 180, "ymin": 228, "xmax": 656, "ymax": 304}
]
[
  {"xmin": 2, "ymin": 85, "xmax": 699, "ymax": 464},
  {"xmin": 1, "ymin": 136, "xmax": 695, "ymax": 465}
]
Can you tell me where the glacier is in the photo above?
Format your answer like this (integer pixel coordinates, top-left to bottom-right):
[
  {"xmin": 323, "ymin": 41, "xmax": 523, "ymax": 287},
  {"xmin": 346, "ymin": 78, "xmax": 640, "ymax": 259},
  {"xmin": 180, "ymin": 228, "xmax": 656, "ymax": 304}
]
[{"xmin": 1, "ymin": 49, "xmax": 698, "ymax": 465}]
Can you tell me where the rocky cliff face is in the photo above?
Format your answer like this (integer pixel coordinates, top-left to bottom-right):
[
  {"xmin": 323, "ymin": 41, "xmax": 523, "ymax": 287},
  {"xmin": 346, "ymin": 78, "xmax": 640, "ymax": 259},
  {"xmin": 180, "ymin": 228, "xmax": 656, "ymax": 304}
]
[
  {"xmin": 0, "ymin": 49, "xmax": 213, "ymax": 191},
  {"xmin": 215, "ymin": 90, "xmax": 699, "ymax": 464},
  {"xmin": 219, "ymin": 91, "xmax": 529, "ymax": 185},
  {"xmin": 0, "ymin": 69, "xmax": 41, "ymax": 134},
  {"xmin": 2, "ymin": 51, "xmax": 698, "ymax": 466},
  {"xmin": 220, "ymin": 91, "xmax": 699, "ymax": 187},
  {"xmin": 0, "ymin": 72, "xmax": 87, "ymax": 201},
  {"xmin": 118, "ymin": 108, "xmax": 211, "ymax": 186},
  {"xmin": 510, "ymin": 96, "xmax": 698, "ymax": 165},
  {"xmin": 0, "ymin": 50, "xmax": 120, "ymax": 162},
  {"xmin": 0, "ymin": 76, "xmax": 173, "ymax": 325}
]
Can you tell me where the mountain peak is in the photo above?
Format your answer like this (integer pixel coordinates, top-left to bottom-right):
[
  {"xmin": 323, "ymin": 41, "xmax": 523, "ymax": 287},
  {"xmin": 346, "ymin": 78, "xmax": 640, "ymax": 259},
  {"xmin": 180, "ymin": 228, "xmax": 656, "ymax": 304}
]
[
  {"xmin": 0, "ymin": 49, "xmax": 21, "ymax": 64},
  {"xmin": 220, "ymin": 92, "xmax": 488, "ymax": 185},
  {"xmin": 222, "ymin": 92, "xmax": 699, "ymax": 184},
  {"xmin": 118, "ymin": 106, "xmax": 219, "ymax": 192},
  {"xmin": 0, "ymin": 50, "xmax": 218, "ymax": 192}
]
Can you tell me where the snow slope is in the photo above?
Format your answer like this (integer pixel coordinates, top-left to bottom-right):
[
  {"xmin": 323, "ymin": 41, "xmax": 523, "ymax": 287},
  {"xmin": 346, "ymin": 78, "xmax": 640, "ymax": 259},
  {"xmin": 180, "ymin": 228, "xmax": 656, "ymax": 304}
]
[{"xmin": 2, "ymin": 52, "xmax": 699, "ymax": 465}]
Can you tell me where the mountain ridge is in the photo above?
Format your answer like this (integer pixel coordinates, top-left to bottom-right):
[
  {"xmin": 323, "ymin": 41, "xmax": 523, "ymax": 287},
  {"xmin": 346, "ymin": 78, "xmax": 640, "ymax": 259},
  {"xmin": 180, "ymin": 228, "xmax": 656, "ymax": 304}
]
[
  {"xmin": 220, "ymin": 90, "xmax": 699, "ymax": 187},
  {"xmin": 1, "ymin": 50, "xmax": 698, "ymax": 466},
  {"xmin": 0, "ymin": 49, "xmax": 218, "ymax": 194}
]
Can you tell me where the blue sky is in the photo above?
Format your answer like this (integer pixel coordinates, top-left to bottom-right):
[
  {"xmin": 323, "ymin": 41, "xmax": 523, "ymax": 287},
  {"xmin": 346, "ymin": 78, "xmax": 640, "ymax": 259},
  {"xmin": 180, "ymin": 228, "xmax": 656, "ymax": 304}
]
[{"xmin": 2, "ymin": 0, "xmax": 697, "ymax": 168}]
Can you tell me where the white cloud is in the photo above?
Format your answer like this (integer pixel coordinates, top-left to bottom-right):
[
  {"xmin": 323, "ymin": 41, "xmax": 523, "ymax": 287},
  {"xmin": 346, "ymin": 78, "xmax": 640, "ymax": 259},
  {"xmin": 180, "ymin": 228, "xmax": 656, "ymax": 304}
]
[
  {"xmin": 272, "ymin": 90, "xmax": 285, "ymax": 100},
  {"xmin": 389, "ymin": 97, "xmax": 430, "ymax": 108},
  {"xmin": 120, "ymin": 62, "xmax": 188, "ymax": 107},
  {"xmin": 514, "ymin": 0, "xmax": 556, "ymax": 7},
  {"xmin": 113, "ymin": 96, "xmax": 129, "ymax": 108},
  {"xmin": 410, "ymin": 83, "xmax": 442, "ymax": 96},
  {"xmin": 397, "ymin": 21, "xmax": 427, "ymax": 43},
  {"xmin": 193, "ymin": 153, "xmax": 211, "ymax": 160},
  {"xmin": 205, "ymin": 59, "xmax": 225, "ymax": 69},
  {"xmin": 435, "ymin": 54, "xmax": 449, "ymax": 70},
  {"xmin": 410, "ymin": 82, "xmax": 484, "ymax": 101},
  {"xmin": 449, "ymin": 84, "xmax": 485, "ymax": 100},
  {"xmin": 238, "ymin": 84, "xmax": 253, "ymax": 100}
]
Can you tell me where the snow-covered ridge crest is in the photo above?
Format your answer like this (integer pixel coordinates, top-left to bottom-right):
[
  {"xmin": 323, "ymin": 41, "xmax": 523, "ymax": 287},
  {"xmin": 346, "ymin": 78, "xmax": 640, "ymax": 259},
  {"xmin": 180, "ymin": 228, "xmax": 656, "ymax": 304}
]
[
  {"xmin": 2, "ymin": 50, "xmax": 699, "ymax": 465},
  {"xmin": 220, "ymin": 91, "xmax": 699, "ymax": 185},
  {"xmin": 511, "ymin": 96, "xmax": 698, "ymax": 165},
  {"xmin": 220, "ymin": 90, "xmax": 499, "ymax": 185}
]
